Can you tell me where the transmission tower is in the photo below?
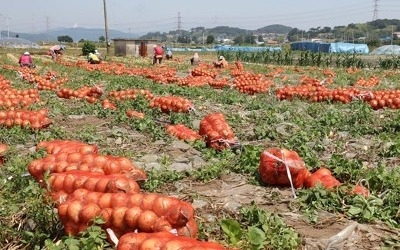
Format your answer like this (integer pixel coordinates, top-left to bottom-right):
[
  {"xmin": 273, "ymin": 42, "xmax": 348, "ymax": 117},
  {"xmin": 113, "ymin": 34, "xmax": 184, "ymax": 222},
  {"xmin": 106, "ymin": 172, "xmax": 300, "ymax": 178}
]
[
  {"xmin": 373, "ymin": 0, "xmax": 379, "ymax": 21},
  {"xmin": 46, "ymin": 16, "xmax": 50, "ymax": 42},
  {"xmin": 177, "ymin": 12, "xmax": 182, "ymax": 31}
]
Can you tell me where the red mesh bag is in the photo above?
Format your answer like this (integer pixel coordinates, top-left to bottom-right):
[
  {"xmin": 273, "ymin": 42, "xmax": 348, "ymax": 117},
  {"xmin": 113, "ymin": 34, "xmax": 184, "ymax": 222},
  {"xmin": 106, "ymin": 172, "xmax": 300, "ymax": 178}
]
[
  {"xmin": 166, "ymin": 124, "xmax": 202, "ymax": 141},
  {"xmin": 117, "ymin": 231, "xmax": 226, "ymax": 250},
  {"xmin": 259, "ymin": 148, "xmax": 310, "ymax": 189},
  {"xmin": 199, "ymin": 113, "xmax": 238, "ymax": 150},
  {"xmin": 57, "ymin": 189, "xmax": 197, "ymax": 238},
  {"xmin": 304, "ymin": 167, "xmax": 342, "ymax": 189}
]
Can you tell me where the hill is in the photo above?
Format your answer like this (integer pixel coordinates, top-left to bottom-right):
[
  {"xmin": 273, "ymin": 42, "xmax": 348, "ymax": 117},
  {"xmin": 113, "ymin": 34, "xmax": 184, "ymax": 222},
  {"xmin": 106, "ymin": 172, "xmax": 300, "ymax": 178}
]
[
  {"xmin": 256, "ymin": 24, "xmax": 293, "ymax": 34},
  {"xmin": 5, "ymin": 27, "xmax": 139, "ymax": 43}
]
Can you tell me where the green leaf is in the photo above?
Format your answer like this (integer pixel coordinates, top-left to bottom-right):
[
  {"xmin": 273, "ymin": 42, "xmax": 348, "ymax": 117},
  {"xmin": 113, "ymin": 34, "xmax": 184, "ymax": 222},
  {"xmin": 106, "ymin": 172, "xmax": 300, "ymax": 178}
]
[
  {"xmin": 220, "ymin": 219, "xmax": 243, "ymax": 244},
  {"xmin": 347, "ymin": 206, "xmax": 363, "ymax": 216},
  {"xmin": 247, "ymin": 226, "xmax": 266, "ymax": 245}
]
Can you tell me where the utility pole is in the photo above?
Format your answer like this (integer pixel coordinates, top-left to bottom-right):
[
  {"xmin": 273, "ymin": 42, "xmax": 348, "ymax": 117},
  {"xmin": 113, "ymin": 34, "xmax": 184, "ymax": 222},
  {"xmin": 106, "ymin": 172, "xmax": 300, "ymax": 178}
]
[{"xmin": 103, "ymin": 0, "xmax": 110, "ymax": 55}]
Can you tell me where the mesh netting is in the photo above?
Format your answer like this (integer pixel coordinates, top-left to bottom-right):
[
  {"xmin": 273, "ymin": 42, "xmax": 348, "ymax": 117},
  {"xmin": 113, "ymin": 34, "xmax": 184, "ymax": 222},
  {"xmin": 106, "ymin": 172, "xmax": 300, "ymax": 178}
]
[{"xmin": 0, "ymin": 37, "xmax": 40, "ymax": 48}]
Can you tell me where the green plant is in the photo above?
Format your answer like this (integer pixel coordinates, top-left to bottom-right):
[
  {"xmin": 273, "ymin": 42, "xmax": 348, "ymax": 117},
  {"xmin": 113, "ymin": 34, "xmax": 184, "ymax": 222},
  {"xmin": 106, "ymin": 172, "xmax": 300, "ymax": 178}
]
[
  {"xmin": 220, "ymin": 203, "xmax": 301, "ymax": 250},
  {"xmin": 142, "ymin": 167, "xmax": 186, "ymax": 192},
  {"xmin": 81, "ymin": 41, "xmax": 96, "ymax": 56},
  {"xmin": 43, "ymin": 218, "xmax": 111, "ymax": 250}
]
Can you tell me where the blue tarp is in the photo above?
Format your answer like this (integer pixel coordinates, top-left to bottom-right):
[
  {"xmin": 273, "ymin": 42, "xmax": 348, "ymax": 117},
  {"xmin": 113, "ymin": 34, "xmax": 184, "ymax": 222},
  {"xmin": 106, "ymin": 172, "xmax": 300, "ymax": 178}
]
[
  {"xmin": 329, "ymin": 42, "xmax": 369, "ymax": 54},
  {"xmin": 290, "ymin": 42, "xmax": 330, "ymax": 52},
  {"xmin": 291, "ymin": 42, "xmax": 369, "ymax": 54}
]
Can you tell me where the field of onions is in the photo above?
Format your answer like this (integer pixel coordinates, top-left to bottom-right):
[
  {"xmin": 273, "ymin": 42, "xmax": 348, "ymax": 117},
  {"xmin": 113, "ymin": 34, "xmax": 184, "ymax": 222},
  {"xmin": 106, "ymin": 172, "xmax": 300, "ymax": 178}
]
[{"xmin": 1, "ymin": 49, "xmax": 400, "ymax": 249}]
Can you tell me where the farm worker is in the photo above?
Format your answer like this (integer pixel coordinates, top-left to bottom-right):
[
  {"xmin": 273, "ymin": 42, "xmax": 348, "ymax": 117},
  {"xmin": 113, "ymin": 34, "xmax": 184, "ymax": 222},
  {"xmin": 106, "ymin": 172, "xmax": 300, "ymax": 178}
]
[
  {"xmin": 49, "ymin": 45, "xmax": 65, "ymax": 60},
  {"xmin": 19, "ymin": 51, "xmax": 34, "ymax": 68},
  {"xmin": 190, "ymin": 53, "xmax": 200, "ymax": 66},
  {"xmin": 166, "ymin": 48, "xmax": 173, "ymax": 60},
  {"xmin": 153, "ymin": 45, "xmax": 164, "ymax": 65},
  {"xmin": 88, "ymin": 53, "xmax": 100, "ymax": 64},
  {"xmin": 94, "ymin": 49, "xmax": 103, "ymax": 60},
  {"xmin": 214, "ymin": 55, "xmax": 228, "ymax": 68}
]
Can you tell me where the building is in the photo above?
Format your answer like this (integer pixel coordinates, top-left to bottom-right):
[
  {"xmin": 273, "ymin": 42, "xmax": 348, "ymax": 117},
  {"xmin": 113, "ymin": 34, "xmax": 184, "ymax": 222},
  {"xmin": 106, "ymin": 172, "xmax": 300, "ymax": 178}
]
[{"xmin": 112, "ymin": 39, "xmax": 159, "ymax": 57}]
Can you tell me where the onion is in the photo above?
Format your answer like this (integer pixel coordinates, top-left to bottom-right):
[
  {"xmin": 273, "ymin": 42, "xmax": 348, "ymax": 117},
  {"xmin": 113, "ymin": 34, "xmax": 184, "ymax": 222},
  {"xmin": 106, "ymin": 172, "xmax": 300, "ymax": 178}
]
[{"xmin": 137, "ymin": 210, "xmax": 158, "ymax": 232}]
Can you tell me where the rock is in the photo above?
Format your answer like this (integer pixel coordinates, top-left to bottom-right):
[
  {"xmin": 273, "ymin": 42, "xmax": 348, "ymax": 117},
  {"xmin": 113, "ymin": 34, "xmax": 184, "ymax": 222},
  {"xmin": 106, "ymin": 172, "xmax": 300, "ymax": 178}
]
[
  {"xmin": 223, "ymin": 201, "xmax": 242, "ymax": 214},
  {"xmin": 154, "ymin": 140, "xmax": 166, "ymax": 146},
  {"xmin": 338, "ymin": 131, "xmax": 349, "ymax": 138},
  {"xmin": 345, "ymin": 152, "xmax": 357, "ymax": 159},
  {"xmin": 192, "ymin": 119, "xmax": 201, "ymax": 130},
  {"xmin": 191, "ymin": 156, "xmax": 207, "ymax": 169},
  {"xmin": 168, "ymin": 149, "xmax": 186, "ymax": 158},
  {"xmin": 68, "ymin": 115, "xmax": 86, "ymax": 120},
  {"xmin": 174, "ymin": 181, "xmax": 188, "ymax": 193},
  {"xmin": 188, "ymin": 148, "xmax": 202, "ymax": 156},
  {"xmin": 144, "ymin": 162, "xmax": 162, "ymax": 171},
  {"xmin": 170, "ymin": 162, "xmax": 192, "ymax": 172},
  {"xmin": 111, "ymin": 126, "xmax": 128, "ymax": 134},
  {"xmin": 133, "ymin": 161, "xmax": 145, "ymax": 169},
  {"xmin": 115, "ymin": 137, "xmax": 122, "ymax": 145},
  {"xmin": 204, "ymin": 214, "xmax": 218, "ymax": 223},
  {"xmin": 141, "ymin": 154, "xmax": 159, "ymax": 163},
  {"xmin": 192, "ymin": 199, "xmax": 209, "ymax": 209},
  {"xmin": 170, "ymin": 140, "xmax": 191, "ymax": 151},
  {"xmin": 174, "ymin": 156, "xmax": 190, "ymax": 163}
]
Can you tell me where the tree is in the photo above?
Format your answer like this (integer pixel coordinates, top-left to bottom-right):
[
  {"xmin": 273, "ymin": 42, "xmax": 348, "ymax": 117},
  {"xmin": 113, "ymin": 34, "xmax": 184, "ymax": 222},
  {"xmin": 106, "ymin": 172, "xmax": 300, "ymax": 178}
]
[
  {"xmin": 287, "ymin": 28, "xmax": 302, "ymax": 42},
  {"xmin": 233, "ymin": 36, "xmax": 244, "ymax": 45},
  {"xmin": 258, "ymin": 35, "xmax": 264, "ymax": 42},
  {"xmin": 321, "ymin": 27, "xmax": 332, "ymax": 33},
  {"xmin": 82, "ymin": 41, "xmax": 96, "ymax": 56},
  {"xmin": 99, "ymin": 36, "xmax": 105, "ymax": 42},
  {"xmin": 58, "ymin": 35, "xmax": 73, "ymax": 43},
  {"xmin": 206, "ymin": 35, "xmax": 215, "ymax": 44},
  {"xmin": 244, "ymin": 34, "xmax": 256, "ymax": 44},
  {"xmin": 177, "ymin": 36, "xmax": 191, "ymax": 43}
]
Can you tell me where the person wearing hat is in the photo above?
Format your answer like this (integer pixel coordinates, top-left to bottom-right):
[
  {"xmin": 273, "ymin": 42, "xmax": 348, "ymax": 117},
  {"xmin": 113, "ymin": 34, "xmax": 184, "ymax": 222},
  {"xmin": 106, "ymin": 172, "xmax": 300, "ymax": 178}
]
[
  {"xmin": 49, "ymin": 45, "xmax": 65, "ymax": 60},
  {"xmin": 153, "ymin": 45, "xmax": 164, "ymax": 65},
  {"xmin": 214, "ymin": 55, "xmax": 228, "ymax": 68},
  {"xmin": 88, "ymin": 52, "xmax": 100, "ymax": 64},
  {"xmin": 19, "ymin": 51, "xmax": 34, "ymax": 68}
]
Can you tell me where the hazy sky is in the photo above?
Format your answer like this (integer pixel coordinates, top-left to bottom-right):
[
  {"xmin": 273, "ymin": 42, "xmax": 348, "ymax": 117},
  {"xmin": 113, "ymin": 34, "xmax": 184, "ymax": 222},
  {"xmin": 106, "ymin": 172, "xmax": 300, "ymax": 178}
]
[{"xmin": 2, "ymin": 0, "xmax": 399, "ymax": 34}]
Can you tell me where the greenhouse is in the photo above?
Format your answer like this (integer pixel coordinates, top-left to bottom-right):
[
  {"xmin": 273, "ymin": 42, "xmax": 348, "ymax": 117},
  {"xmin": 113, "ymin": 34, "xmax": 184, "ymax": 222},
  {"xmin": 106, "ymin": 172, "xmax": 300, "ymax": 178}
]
[
  {"xmin": 214, "ymin": 45, "xmax": 282, "ymax": 52},
  {"xmin": 370, "ymin": 45, "xmax": 400, "ymax": 55},
  {"xmin": 0, "ymin": 37, "xmax": 40, "ymax": 48},
  {"xmin": 291, "ymin": 41, "xmax": 369, "ymax": 54}
]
